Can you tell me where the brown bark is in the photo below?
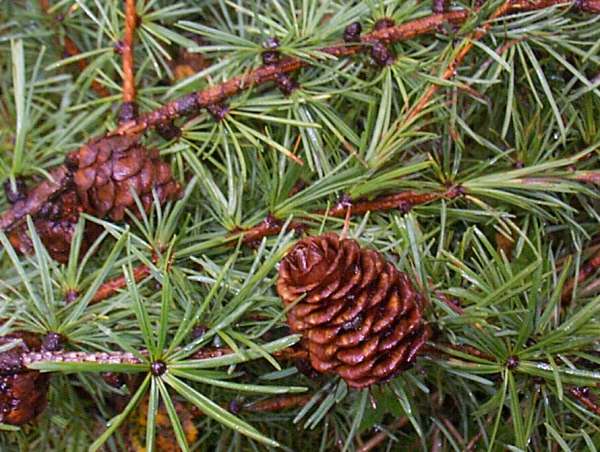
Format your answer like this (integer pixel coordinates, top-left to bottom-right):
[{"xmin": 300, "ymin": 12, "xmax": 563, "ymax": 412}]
[
  {"xmin": 405, "ymin": 1, "xmax": 511, "ymax": 123},
  {"xmin": 118, "ymin": 0, "xmax": 139, "ymax": 124},
  {"xmin": 122, "ymin": 0, "xmax": 137, "ymax": 105}
]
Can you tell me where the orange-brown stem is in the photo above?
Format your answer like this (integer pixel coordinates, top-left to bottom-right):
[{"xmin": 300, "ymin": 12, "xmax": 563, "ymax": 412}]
[
  {"xmin": 122, "ymin": 0, "xmax": 137, "ymax": 104},
  {"xmin": 571, "ymin": 171, "xmax": 600, "ymax": 184},
  {"xmin": 405, "ymin": 1, "xmax": 511, "ymax": 123},
  {"xmin": 114, "ymin": 9, "xmax": 470, "ymax": 134},
  {"xmin": 569, "ymin": 387, "xmax": 600, "ymax": 415},
  {"xmin": 91, "ymin": 264, "xmax": 151, "ymax": 304},
  {"xmin": 319, "ymin": 187, "xmax": 461, "ymax": 217},
  {"xmin": 93, "ymin": 187, "xmax": 459, "ymax": 302},
  {"xmin": 464, "ymin": 415, "xmax": 494, "ymax": 451},
  {"xmin": 185, "ymin": 346, "xmax": 307, "ymax": 361},
  {"xmin": 357, "ymin": 417, "xmax": 409, "ymax": 452},
  {"xmin": 244, "ymin": 394, "xmax": 313, "ymax": 412},
  {"xmin": 15, "ymin": 344, "xmax": 307, "ymax": 372},
  {"xmin": 422, "ymin": 343, "xmax": 494, "ymax": 361},
  {"xmin": 407, "ymin": 0, "xmax": 600, "ymax": 122},
  {"xmin": 0, "ymin": 165, "xmax": 71, "ymax": 231},
  {"xmin": 272, "ymin": 348, "xmax": 309, "ymax": 361},
  {"xmin": 114, "ymin": 0, "xmax": 600, "ymax": 135},
  {"xmin": 440, "ymin": 416, "xmax": 465, "ymax": 447},
  {"xmin": 119, "ymin": 0, "xmax": 138, "ymax": 123},
  {"xmin": 235, "ymin": 186, "xmax": 462, "ymax": 245}
]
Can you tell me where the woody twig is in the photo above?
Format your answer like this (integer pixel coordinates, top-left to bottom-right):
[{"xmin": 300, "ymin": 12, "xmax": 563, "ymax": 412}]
[
  {"xmin": 236, "ymin": 185, "xmax": 464, "ymax": 245},
  {"xmin": 405, "ymin": 0, "xmax": 512, "ymax": 123},
  {"xmin": 6, "ymin": 342, "xmax": 308, "ymax": 373},
  {"xmin": 113, "ymin": 0, "xmax": 600, "ymax": 137},
  {"xmin": 357, "ymin": 417, "xmax": 409, "ymax": 452},
  {"xmin": 90, "ymin": 186, "xmax": 463, "ymax": 303},
  {"xmin": 569, "ymin": 387, "xmax": 600, "ymax": 415},
  {"xmin": 118, "ymin": 0, "xmax": 139, "ymax": 123},
  {"xmin": 91, "ymin": 264, "xmax": 151, "ymax": 303},
  {"xmin": 243, "ymin": 394, "xmax": 313, "ymax": 412}
]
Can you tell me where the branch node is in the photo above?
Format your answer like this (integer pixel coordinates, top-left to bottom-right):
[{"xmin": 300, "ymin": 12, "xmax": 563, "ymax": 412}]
[
  {"xmin": 118, "ymin": 101, "xmax": 138, "ymax": 124},
  {"xmin": 262, "ymin": 37, "xmax": 281, "ymax": 65},
  {"xmin": 3, "ymin": 178, "xmax": 27, "ymax": 204},
  {"xmin": 371, "ymin": 42, "xmax": 395, "ymax": 66},
  {"xmin": 156, "ymin": 121, "xmax": 182, "ymax": 141},
  {"xmin": 207, "ymin": 103, "xmax": 230, "ymax": 122},
  {"xmin": 373, "ymin": 17, "xmax": 395, "ymax": 31},
  {"xmin": 113, "ymin": 40, "xmax": 125, "ymax": 55},
  {"xmin": 41, "ymin": 333, "xmax": 64, "ymax": 352},
  {"xmin": 343, "ymin": 22, "xmax": 362, "ymax": 43}
]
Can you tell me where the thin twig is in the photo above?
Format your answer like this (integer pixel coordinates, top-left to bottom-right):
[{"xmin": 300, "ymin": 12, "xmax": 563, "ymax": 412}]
[
  {"xmin": 15, "ymin": 343, "xmax": 308, "ymax": 372},
  {"xmin": 405, "ymin": 1, "xmax": 511, "ymax": 123},
  {"xmin": 357, "ymin": 417, "xmax": 410, "ymax": 452},
  {"xmin": 91, "ymin": 264, "xmax": 151, "ymax": 303},
  {"xmin": 244, "ymin": 394, "xmax": 313, "ymax": 412},
  {"xmin": 0, "ymin": 165, "xmax": 70, "ymax": 231},
  {"xmin": 119, "ymin": 0, "xmax": 138, "ymax": 123},
  {"xmin": 569, "ymin": 387, "xmax": 600, "ymax": 415},
  {"xmin": 422, "ymin": 342, "xmax": 494, "ymax": 361},
  {"xmin": 465, "ymin": 414, "xmax": 494, "ymax": 451},
  {"xmin": 431, "ymin": 426, "xmax": 443, "ymax": 452},
  {"xmin": 579, "ymin": 277, "xmax": 600, "ymax": 298},
  {"xmin": 440, "ymin": 416, "xmax": 466, "ymax": 447},
  {"xmin": 237, "ymin": 185, "xmax": 463, "ymax": 245},
  {"xmin": 89, "ymin": 186, "xmax": 461, "ymax": 302},
  {"xmin": 571, "ymin": 171, "xmax": 600, "ymax": 184},
  {"xmin": 115, "ymin": 0, "xmax": 600, "ymax": 135},
  {"xmin": 113, "ymin": 8, "xmax": 469, "ymax": 134}
]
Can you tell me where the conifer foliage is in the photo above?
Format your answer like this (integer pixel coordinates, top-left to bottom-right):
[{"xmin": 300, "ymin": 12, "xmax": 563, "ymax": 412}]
[{"xmin": 0, "ymin": 0, "xmax": 600, "ymax": 450}]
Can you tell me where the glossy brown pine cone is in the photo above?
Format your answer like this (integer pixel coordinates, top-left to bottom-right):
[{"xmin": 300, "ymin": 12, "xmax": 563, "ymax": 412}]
[
  {"xmin": 69, "ymin": 134, "xmax": 181, "ymax": 221},
  {"xmin": 277, "ymin": 233, "xmax": 429, "ymax": 388},
  {"xmin": 0, "ymin": 332, "xmax": 49, "ymax": 425}
]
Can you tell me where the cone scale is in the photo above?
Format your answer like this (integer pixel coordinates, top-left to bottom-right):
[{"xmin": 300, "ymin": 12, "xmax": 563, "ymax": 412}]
[{"xmin": 0, "ymin": 333, "xmax": 49, "ymax": 425}]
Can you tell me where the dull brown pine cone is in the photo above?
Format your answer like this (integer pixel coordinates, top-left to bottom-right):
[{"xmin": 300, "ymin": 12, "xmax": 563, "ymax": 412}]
[
  {"xmin": 0, "ymin": 332, "xmax": 50, "ymax": 425},
  {"xmin": 276, "ymin": 233, "xmax": 429, "ymax": 389},
  {"xmin": 69, "ymin": 134, "xmax": 181, "ymax": 221},
  {"xmin": 7, "ymin": 190, "xmax": 101, "ymax": 263}
]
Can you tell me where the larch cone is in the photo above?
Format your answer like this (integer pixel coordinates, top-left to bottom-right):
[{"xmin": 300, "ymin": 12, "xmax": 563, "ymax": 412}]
[
  {"xmin": 277, "ymin": 233, "xmax": 429, "ymax": 388},
  {"xmin": 0, "ymin": 332, "xmax": 49, "ymax": 425},
  {"xmin": 7, "ymin": 134, "xmax": 181, "ymax": 263},
  {"xmin": 69, "ymin": 134, "xmax": 181, "ymax": 221}
]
